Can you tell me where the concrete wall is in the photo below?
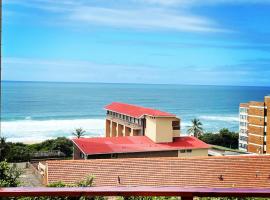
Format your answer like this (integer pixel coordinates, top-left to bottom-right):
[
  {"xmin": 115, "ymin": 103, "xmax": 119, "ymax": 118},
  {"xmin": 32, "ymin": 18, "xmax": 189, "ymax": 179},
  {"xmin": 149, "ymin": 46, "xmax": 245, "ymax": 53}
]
[
  {"xmin": 144, "ymin": 116, "xmax": 157, "ymax": 142},
  {"xmin": 155, "ymin": 117, "xmax": 174, "ymax": 143},
  {"xmin": 106, "ymin": 120, "xmax": 111, "ymax": 137},
  {"xmin": 178, "ymin": 148, "xmax": 208, "ymax": 157},
  {"xmin": 117, "ymin": 150, "xmax": 178, "ymax": 158},
  {"xmin": 73, "ymin": 145, "xmax": 84, "ymax": 160},
  {"xmin": 145, "ymin": 116, "xmax": 182, "ymax": 143},
  {"xmin": 86, "ymin": 149, "xmax": 208, "ymax": 160}
]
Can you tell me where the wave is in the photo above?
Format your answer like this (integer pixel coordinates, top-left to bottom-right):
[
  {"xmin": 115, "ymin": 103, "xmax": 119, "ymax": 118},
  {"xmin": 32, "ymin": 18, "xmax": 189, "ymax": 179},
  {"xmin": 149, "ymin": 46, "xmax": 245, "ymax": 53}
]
[
  {"xmin": 2, "ymin": 118, "xmax": 105, "ymax": 143},
  {"xmin": 199, "ymin": 115, "xmax": 239, "ymax": 122}
]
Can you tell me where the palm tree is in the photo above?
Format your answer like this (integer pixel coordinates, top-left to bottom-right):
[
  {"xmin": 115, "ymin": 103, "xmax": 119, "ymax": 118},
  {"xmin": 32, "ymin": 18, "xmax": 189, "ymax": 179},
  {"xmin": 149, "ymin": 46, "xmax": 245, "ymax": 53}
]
[
  {"xmin": 72, "ymin": 128, "xmax": 86, "ymax": 138},
  {"xmin": 187, "ymin": 118, "xmax": 203, "ymax": 138}
]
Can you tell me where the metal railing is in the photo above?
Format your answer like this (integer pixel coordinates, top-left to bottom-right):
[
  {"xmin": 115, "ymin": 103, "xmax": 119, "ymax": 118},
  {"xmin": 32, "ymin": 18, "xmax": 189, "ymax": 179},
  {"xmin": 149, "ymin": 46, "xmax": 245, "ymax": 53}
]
[{"xmin": 1, "ymin": 187, "xmax": 270, "ymax": 199}]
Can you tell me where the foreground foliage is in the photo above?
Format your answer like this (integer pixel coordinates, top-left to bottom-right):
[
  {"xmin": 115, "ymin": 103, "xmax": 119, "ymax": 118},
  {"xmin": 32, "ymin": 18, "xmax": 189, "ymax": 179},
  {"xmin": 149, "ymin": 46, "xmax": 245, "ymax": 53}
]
[{"xmin": 0, "ymin": 160, "xmax": 23, "ymax": 187}]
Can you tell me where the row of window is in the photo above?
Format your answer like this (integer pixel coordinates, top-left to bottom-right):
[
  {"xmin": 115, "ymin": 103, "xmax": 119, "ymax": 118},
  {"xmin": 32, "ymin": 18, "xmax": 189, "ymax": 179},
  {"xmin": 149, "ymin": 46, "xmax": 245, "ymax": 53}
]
[
  {"xmin": 239, "ymin": 129, "xmax": 247, "ymax": 134},
  {"xmin": 239, "ymin": 136, "xmax": 248, "ymax": 142},
  {"xmin": 240, "ymin": 122, "xmax": 247, "ymax": 127},
  {"xmin": 240, "ymin": 108, "xmax": 248, "ymax": 113},
  {"xmin": 239, "ymin": 143, "xmax": 247, "ymax": 149},
  {"xmin": 179, "ymin": 149, "xmax": 192, "ymax": 153},
  {"xmin": 240, "ymin": 115, "xmax": 247, "ymax": 120},
  {"xmin": 107, "ymin": 111, "xmax": 143, "ymax": 126}
]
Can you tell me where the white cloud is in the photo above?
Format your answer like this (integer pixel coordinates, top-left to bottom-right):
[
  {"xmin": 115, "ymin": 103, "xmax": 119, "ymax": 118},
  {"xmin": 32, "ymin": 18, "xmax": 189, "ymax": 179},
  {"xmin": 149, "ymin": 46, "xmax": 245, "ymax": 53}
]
[
  {"xmin": 4, "ymin": 0, "xmax": 229, "ymax": 33},
  {"xmin": 68, "ymin": 7, "xmax": 227, "ymax": 33},
  {"xmin": 135, "ymin": 0, "xmax": 270, "ymax": 6}
]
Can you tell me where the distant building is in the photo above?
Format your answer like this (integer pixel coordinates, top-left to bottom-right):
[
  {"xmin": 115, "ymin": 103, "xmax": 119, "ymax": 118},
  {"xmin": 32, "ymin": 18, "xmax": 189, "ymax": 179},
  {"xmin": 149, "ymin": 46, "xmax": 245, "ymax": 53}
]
[
  {"xmin": 239, "ymin": 96, "xmax": 270, "ymax": 154},
  {"xmin": 72, "ymin": 102, "xmax": 209, "ymax": 159},
  {"xmin": 104, "ymin": 102, "xmax": 180, "ymax": 142}
]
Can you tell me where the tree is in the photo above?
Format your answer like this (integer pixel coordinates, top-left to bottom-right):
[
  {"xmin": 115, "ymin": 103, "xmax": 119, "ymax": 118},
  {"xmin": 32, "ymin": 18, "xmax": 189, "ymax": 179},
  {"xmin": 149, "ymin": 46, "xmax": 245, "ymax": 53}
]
[
  {"xmin": 199, "ymin": 128, "xmax": 239, "ymax": 149},
  {"xmin": 0, "ymin": 137, "xmax": 10, "ymax": 161},
  {"xmin": 72, "ymin": 128, "xmax": 86, "ymax": 138},
  {"xmin": 51, "ymin": 137, "xmax": 73, "ymax": 157},
  {"xmin": 6, "ymin": 143, "xmax": 31, "ymax": 162},
  {"xmin": 0, "ymin": 160, "xmax": 23, "ymax": 187},
  {"xmin": 187, "ymin": 118, "xmax": 203, "ymax": 138}
]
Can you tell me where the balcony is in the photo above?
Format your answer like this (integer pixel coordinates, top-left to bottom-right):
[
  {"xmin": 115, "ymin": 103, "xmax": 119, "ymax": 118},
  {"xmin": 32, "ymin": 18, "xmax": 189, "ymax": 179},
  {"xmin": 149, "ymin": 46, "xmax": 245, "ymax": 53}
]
[
  {"xmin": 1, "ymin": 186, "xmax": 270, "ymax": 199},
  {"xmin": 107, "ymin": 115, "xmax": 143, "ymax": 130}
]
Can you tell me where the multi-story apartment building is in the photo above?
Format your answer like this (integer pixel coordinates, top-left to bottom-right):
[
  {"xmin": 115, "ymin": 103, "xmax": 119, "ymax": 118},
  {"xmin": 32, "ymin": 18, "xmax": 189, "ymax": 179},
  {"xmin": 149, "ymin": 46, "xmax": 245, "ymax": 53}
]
[
  {"xmin": 104, "ymin": 102, "xmax": 181, "ymax": 143},
  {"xmin": 239, "ymin": 96, "xmax": 270, "ymax": 154},
  {"xmin": 72, "ymin": 102, "xmax": 209, "ymax": 159}
]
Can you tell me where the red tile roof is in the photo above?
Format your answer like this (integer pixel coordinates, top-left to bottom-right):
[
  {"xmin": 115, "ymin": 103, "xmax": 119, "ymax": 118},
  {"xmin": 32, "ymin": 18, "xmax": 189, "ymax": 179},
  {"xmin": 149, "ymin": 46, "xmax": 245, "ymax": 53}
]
[
  {"xmin": 105, "ymin": 102, "xmax": 175, "ymax": 118},
  {"xmin": 72, "ymin": 136, "xmax": 209, "ymax": 155},
  {"xmin": 46, "ymin": 155, "xmax": 270, "ymax": 188}
]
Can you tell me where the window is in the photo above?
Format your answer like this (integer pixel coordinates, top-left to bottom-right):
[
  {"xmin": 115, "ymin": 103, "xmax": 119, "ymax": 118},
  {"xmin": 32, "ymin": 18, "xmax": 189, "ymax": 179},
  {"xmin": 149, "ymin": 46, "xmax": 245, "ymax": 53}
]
[
  {"xmin": 240, "ymin": 108, "xmax": 247, "ymax": 113},
  {"xmin": 80, "ymin": 152, "xmax": 85, "ymax": 159},
  {"xmin": 187, "ymin": 149, "xmax": 192, "ymax": 153},
  {"xmin": 180, "ymin": 150, "xmax": 186, "ymax": 153},
  {"xmin": 240, "ymin": 122, "xmax": 247, "ymax": 127},
  {"xmin": 111, "ymin": 154, "xmax": 118, "ymax": 158},
  {"xmin": 239, "ymin": 136, "xmax": 247, "ymax": 141}
]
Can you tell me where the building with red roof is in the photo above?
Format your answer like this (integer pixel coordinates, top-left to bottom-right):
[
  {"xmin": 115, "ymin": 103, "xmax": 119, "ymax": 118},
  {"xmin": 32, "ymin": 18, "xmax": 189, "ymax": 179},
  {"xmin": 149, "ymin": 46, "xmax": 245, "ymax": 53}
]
[
  {"xmin": 72, "ymin": 102, "xmax": 209, "ymax": 159},
  {"xmin": 105, "ymin": 102, "xmax": 181, "ymax": 143}
]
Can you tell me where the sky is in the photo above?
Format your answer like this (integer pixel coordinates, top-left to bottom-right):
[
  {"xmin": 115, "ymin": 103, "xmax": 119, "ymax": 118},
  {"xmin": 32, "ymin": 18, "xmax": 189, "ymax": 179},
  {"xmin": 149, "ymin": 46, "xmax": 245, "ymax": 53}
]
[{"xmin": 2, "ymin": 0, "xmax": 270, "ymax": 86}]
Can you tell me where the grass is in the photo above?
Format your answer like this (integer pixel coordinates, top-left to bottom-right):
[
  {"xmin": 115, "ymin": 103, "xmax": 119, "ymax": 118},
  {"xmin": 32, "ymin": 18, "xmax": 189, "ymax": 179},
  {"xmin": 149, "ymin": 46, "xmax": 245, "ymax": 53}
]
[{"xmin": 211, "ymin": 145, "xmax": 248, "ymax": 153}]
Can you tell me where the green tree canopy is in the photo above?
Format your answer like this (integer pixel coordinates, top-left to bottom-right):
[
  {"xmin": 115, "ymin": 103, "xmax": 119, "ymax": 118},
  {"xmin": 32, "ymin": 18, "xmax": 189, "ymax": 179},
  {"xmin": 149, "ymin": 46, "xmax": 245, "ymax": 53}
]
[{"xmin": 199, "ymin": 128, "xmax": 239, "ymax": 149}]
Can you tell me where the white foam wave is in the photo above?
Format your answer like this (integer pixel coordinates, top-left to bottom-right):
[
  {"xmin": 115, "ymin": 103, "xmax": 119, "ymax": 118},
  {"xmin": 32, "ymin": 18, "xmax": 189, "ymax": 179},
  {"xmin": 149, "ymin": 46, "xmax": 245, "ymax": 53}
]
[
  {"xmin": 2, "ymin": 118, "xmax": 105, "ymax": 143},
  {"xmin": 199, "ymin": 115, "xmax": 239, "ymax": 122}
]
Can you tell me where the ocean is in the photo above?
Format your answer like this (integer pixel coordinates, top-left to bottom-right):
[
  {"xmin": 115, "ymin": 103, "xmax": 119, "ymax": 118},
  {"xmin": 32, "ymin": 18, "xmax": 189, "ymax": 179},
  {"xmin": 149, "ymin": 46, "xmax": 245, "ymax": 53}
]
[{"xmin": 2, "ymin": 81, "xmax": 270, "ymax": 142}]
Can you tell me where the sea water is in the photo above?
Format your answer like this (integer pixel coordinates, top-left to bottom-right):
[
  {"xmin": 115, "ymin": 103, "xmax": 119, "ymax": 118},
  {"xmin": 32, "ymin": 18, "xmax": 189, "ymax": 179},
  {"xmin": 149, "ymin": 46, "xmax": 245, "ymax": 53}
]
[{"xmin": 2, "ymin": 81, "xmax": 270, "ymax": 142}]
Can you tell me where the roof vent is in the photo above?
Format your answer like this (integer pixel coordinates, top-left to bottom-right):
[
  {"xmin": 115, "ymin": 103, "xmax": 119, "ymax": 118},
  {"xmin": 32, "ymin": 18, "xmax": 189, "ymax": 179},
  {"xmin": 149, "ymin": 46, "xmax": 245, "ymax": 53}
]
[{"xmin": 219, "ymin": 175, "xmax": 224, "ymax": 181}]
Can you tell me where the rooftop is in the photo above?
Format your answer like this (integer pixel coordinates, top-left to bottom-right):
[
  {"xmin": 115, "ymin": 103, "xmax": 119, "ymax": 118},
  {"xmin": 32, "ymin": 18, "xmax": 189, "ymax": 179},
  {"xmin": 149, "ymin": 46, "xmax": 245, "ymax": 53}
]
[
  {"xmin": 46, "ymin": 155, "xmax": 270, "ymax": 187},
  {"xmin": 105, "ymin": 102, "xmax": 176, "ymax": 118},
  {"xmin": 72, "ymin": 136, "xmax": 209, "ymax": 155}
]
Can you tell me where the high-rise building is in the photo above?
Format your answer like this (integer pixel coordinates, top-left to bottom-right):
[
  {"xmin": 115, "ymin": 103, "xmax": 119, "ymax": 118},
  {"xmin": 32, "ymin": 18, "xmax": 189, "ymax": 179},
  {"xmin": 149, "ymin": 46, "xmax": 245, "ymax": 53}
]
[{"xmin": 239, "ymin": 96, "xmax": 270, "ymax": 154}]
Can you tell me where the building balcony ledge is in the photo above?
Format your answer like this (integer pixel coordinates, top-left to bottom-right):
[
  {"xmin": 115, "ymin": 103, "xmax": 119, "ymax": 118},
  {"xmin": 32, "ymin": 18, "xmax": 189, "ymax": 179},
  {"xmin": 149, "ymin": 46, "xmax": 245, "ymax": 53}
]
[
  {"xmin": 107, "ymin": 115, "xmax": 143, "ymax": 130},
  {"xmin": 1, "ymin": 186, "xmax": 270, "ymax": 199}
]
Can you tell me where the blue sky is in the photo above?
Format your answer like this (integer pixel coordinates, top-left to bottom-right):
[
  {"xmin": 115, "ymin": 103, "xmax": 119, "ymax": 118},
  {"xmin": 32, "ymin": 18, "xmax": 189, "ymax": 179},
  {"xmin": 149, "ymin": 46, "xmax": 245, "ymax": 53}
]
[{"xmin": 3, "ymin": 0, "xmax": 270, "ymax": 86}]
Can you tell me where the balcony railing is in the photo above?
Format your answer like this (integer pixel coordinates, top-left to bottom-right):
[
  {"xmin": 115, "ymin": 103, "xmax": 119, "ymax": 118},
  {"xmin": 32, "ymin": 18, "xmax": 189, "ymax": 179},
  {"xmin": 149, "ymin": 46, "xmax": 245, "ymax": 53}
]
[
  {"xmin": 1, "ymin": 186, "xmax": 270, "ymax": 199},
  {"xmin": 107, "ymin": 115, "xmax": 143, "ymax": 130}
]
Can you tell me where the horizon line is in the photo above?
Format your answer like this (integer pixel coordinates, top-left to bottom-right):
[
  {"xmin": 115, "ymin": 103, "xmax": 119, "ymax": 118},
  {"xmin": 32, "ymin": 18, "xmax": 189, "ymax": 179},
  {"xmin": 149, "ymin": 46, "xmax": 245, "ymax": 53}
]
[{"xmin": 2, "ymin": 80, "xmax": 270, "ymax": 88}]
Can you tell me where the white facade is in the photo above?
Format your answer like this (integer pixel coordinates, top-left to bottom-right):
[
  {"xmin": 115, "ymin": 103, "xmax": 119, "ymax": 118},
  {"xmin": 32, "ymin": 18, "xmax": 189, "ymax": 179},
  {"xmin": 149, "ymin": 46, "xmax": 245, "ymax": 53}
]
[{"xmin": 239, "ymin": 107, "xmax": 248, "ymax": 151}]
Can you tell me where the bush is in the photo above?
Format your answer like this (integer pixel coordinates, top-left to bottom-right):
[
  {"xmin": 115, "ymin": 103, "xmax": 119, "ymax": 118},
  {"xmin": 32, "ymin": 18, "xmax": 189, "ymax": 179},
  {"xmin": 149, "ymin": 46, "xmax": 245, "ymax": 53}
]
[
  {"xmin": 0, "ymin": 160, "xmax": 23, "ymax": 187},
  {"xmin": 1, "ymin": 137, "xmax": 73, "ymax": 162}
]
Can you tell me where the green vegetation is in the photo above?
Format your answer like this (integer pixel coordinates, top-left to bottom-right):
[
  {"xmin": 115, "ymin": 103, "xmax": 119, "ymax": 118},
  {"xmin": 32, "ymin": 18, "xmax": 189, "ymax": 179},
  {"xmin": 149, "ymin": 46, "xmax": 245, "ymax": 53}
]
[
  {"xmin": 199, "ymin": 128, "xmax": 239, "ymax": 149},
  {"xmin": 187, "ymin": 118, "xmax": 204, "ymax": 138},
  {"xmin": 0, "ymin": 160, "xmax": 23, "ymax": 187},
  {"xmin": 72, "ymin": 128, "xmax": 86, "ymax": 138},
  {"xmin": 0, "ymin": 137, "xmax": 73, "ymax": 162}
]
